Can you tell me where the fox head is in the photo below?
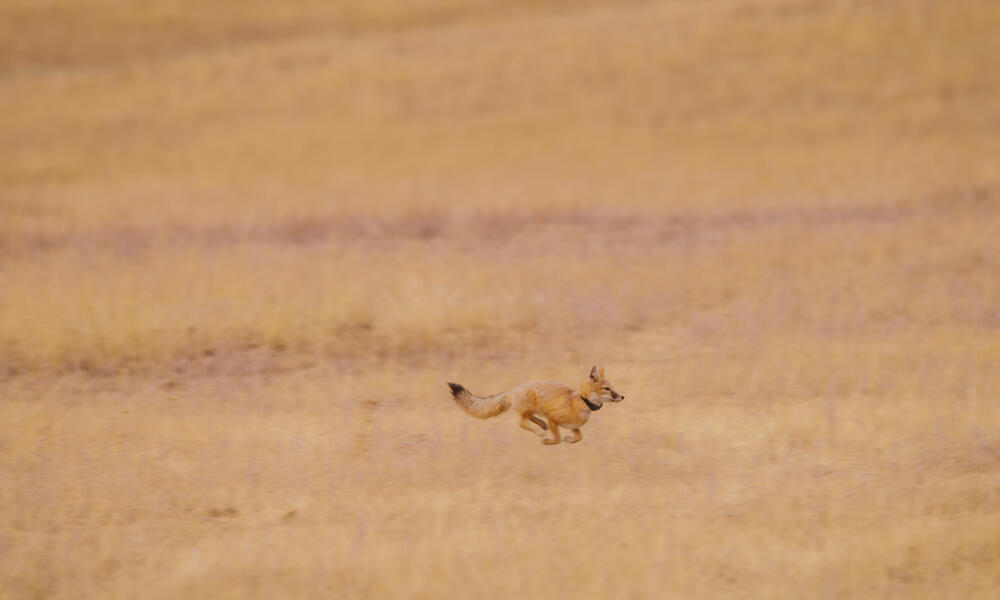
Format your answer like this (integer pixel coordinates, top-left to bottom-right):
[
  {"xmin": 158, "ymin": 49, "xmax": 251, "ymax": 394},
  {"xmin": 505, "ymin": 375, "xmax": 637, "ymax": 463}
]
[{"xmin": 580, "ymin": 365, "xmax": 624, "ymax": 408}]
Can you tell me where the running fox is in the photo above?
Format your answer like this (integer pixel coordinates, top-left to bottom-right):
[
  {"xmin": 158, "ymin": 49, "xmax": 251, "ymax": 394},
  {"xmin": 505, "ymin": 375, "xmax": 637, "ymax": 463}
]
[{"xmin": 447, "ymin": 366, "xmax": 624, "ymax": 445}]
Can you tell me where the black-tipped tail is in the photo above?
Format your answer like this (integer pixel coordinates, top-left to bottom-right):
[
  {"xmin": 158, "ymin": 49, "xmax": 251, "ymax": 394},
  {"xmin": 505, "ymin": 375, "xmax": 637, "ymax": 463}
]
[{"xmin": 446, "ymin": 382, "xmax": 510, "ymax": 419}]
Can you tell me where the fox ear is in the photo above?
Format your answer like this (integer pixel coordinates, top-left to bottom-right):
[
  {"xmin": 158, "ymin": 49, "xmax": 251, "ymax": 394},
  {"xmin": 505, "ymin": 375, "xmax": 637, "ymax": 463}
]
[
  {"xmin": 589, "ymin": 366, "xmax": 600, "ymax": 382},
  {"xmin": 599, "ymin": 366, "xmax": 605, "ymax": 378}
]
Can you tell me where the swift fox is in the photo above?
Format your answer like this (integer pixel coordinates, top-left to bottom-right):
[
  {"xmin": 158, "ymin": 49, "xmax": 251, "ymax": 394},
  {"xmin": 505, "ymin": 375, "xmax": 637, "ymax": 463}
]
[{"xmin": 447, "ymin": 366, "xmax": 624, "ymax": 445}]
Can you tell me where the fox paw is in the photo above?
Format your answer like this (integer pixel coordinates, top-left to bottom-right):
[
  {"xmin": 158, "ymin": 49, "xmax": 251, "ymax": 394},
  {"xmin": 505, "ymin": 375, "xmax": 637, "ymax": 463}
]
[
  {"xmin": 563, "ymin": 436, "xmax": 581, "ymax": 443},
  {"xmin": 542, "ymin": 438, "xmax": 561, "ymax": 445}
]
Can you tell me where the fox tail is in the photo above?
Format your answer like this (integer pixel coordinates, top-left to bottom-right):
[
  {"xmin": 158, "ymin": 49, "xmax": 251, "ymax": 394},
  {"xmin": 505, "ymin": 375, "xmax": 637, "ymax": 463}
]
[{"xmin": 446, "ymin": 382, "xmax": 511, "ymax": 419}]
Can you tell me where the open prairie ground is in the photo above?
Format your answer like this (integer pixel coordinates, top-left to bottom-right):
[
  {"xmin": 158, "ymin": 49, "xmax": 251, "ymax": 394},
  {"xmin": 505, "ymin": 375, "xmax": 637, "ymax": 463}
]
[{"xmin": 3, "ymin": 0, "xmax": 1000, "ymax": 597}]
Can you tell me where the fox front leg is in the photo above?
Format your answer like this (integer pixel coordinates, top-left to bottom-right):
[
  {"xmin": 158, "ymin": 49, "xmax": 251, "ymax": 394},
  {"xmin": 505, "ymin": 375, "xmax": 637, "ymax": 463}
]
[{"xmin": 563, "ymin": 429, "xmax": 582, "ymax": 444}]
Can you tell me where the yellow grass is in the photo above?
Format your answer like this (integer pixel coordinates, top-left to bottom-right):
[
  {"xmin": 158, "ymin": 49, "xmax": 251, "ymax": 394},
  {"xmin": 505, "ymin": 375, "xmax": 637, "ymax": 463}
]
[{"xmin": 2, "ymin": 0, "xmax": 1000, "ymax": 598}]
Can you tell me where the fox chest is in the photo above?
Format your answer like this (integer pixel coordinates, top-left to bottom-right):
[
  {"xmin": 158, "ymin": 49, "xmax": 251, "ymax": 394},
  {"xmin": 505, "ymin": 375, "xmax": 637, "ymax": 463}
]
[{"xmin": 548, "ymin": 402, "xmax": 591, "ymax": 427}]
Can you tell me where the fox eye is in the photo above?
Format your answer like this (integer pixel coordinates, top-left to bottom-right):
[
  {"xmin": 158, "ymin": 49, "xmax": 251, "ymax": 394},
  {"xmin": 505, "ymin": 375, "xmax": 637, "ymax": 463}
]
[{"xmin": 603, "ymin": 386, "xmax": 610, "ymax": 391}]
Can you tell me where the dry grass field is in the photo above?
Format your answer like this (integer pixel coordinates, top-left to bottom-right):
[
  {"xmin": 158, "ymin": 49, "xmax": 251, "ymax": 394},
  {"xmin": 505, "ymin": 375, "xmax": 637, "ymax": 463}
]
[{"xmin": 3, "ymin": 0, "xmax": 1000, "ymax": 597}]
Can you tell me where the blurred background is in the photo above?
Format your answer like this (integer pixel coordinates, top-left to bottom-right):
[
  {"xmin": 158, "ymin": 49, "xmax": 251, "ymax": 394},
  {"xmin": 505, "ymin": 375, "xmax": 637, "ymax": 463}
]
[{"xmin": 2, "ymin": 0, "xmax": 999, "ymax": 597}]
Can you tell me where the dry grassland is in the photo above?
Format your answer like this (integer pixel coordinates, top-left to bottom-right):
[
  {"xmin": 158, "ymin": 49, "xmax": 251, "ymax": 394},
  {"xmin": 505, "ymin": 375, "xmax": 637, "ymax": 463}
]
[{"xmin": 2, "ymin": 0, "xmax": 1000, "ymax": 598}]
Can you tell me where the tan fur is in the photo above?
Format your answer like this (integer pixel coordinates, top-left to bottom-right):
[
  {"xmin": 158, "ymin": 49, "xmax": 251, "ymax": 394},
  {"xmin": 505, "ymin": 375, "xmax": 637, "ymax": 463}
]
[{"xmin": 447, "ymin": 366, "xmax": 624, "ymax": 445}]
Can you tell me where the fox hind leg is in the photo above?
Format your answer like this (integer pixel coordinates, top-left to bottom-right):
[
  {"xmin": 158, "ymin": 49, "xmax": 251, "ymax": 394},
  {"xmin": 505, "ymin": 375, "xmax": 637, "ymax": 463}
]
[
  {"xmin": 529, "ymin": 415, "xmax": 548, "ymax": 430},
  {"xmin": 543, "ymin": 417, "xmax": 561, "ymax": 445},
  {"xmin": 519, "ymin": 415, "xmax": 547, "ymax": 438}
]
